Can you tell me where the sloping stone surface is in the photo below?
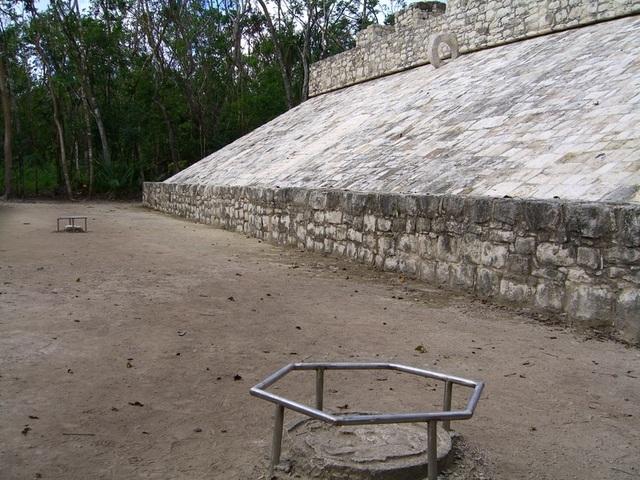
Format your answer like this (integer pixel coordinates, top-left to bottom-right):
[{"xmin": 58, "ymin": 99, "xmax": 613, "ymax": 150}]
[{"xmin": 168, "ymin": 16, "xmax": 640, "ymax": 203}]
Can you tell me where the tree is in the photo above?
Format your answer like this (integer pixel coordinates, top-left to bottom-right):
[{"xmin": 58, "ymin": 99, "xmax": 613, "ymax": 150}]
[
  {"xmin": 25, "ymin": 2, "xmax": 73, "ymax": 199},
  {"xmin": 0, "ymin": 3, "xmax": 15, "ymax": 198},
  {"xmin": 52, "ymin": 0, "xmax": 111, "ymax": 168},
  {"xmin": 0, "ymin": 40, "xmax": 12, "ymax": 198},
  {"xmin": 1, "ymin": 0, "xmax": 367, "ymax": 198}
]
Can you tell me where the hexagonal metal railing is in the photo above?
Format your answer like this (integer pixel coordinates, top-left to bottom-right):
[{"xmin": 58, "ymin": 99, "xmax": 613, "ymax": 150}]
[{"xmin": 250, "ymin": 362, "xmax": 484, "ymax": 480}]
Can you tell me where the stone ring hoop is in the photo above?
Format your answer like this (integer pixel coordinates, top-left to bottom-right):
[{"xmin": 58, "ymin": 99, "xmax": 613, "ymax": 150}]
[{"xmin": 429, "ymin": 32, "xmax": 460, "ymax": 68}]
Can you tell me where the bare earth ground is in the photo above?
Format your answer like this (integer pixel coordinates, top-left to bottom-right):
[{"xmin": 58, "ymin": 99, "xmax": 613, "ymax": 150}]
[{"xmin": 1, "ymin": 202, "xmax": 639, "ymax": 480}]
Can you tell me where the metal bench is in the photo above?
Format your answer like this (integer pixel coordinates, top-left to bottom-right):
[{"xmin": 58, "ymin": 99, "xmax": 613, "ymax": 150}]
[{"xmin": 56, "ymin": 216, "xmax": 88, "ymax": 233}]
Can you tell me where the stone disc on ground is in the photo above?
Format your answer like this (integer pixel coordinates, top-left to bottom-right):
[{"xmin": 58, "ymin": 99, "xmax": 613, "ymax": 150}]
[{"xmin": 285, "ymin": 417, "xmax": 452, "ymax": 479}]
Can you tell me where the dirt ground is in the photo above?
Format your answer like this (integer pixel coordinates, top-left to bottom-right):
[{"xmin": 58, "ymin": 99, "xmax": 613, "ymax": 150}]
[{"xmin": 1, "ymin": 201, "xmax": 639, "ymax": 480}]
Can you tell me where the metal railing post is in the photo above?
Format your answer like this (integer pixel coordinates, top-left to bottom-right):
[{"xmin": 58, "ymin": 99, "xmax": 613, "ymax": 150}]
[
  {"xmin": 315, "ymin": 368, "xmax": 324, "ymax": 411},
  {"xmin": 427, "ymin": 420, "xmax": 438, "ymax": 480},
  {"xmin": 251, "ymin": 362, "xmax": 484, "ymax": 479},
  {"xmin": 443, "ymin": 380, "xmax": 453, "ymax": 431},
  {"xmin": 270, "ymin": 404, "xmax": 285, "ymax": 475}
]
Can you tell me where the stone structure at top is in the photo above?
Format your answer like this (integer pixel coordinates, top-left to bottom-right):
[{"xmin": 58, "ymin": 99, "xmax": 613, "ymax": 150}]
[{"xmin": 309, "ymin": 0, "xmax": 640, "ymax": 96}]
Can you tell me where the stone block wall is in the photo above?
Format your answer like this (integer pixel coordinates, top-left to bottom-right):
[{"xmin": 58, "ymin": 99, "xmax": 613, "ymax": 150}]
[
  {"xmin": 143, "ymin": 182, "xmax": 640, "ymax": 342},
  {"xmin": 309, "ymin": 0, "xmax": 640, "ymax": 96}
]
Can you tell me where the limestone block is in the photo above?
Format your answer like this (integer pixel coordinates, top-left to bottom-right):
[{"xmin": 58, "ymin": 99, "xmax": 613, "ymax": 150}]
[
  {"xmin": 476, "ymin": 267, "xmax": 501, "ymax": 296},
  {"xmin": 361, "ymin": 248, "xmax": 375, "ymax": 265},
  {"xmin": 344, "ymin": 192, "xmax": 368, "ymax": 216},
  {"xmin": 378, "ymin": 218, "xmax": 393, "ymax": 232},
  {"xmin": 431, "ymin": 217, "xmax": 447, "ymax": 234},
  {"xmin": 416, "ymin": 195, "xmax": 441, "ymax": 219},
  {"xmin": 309, "ymin": 191, "xmax": 328, "ymax": 210},
  {"xmin": 466, "ymin": 197, "xmax": 493, "ymax": 224},
  {"xmin": 489, "ymin": 229, "xmax": 516, "ymax": 243},
  {"xmin": 323, "ymin": 238, "xmax": 334, "ymax": 253},
  {"xmin": 399, "ymin": 195, "xmax": 419, "ymax": 216},
  {"xmin": 405, "ymin": 217, "xmax": 417, "ymax": 234},
  {"xmin": 296, "ymin": 225, "xmax": 307, "ymax": 241},
  {"xmin": 506, "ymin": 253, "xmax": 531, "ymax": 276},
  {"xmin": 534, "ymin": 281, "xmax": 565, "ymax": 311},
  {"xmin": 352, "ymin": 215, "xmax": 365, "ymax": 230},
  {"xmin": 384, "ymin": 256, "xmax": 399, "ymax": 271},
  {"xmin": 536, "ymin": 243, "xmax": 576, "ymax": 266},
  {"xmin": 450, "ymin": 263, "xmax": 477, "ymax": 289},
  {"xmin": 493, "ymin": 199, "xmax": 522, "ymax": 225},
  {"xmin": 615, "ymin": 289, "xmax": 640, "ymax": 342},
  {"xmin": 441, "ymin": 196, "xmax": 466, "ymax": 219},
  {"xmin": 515, "ymin": 236, "xmax": 536, "ymax": 255},
  {"xmin": 380, "ymin": 195, "xmax": 400, "ymax": 217},
  {"xmin": 347, "ymin": 228, "xmax": 363, "ymax": 243},
  {"xmin": 363, "ymin": 233, "xmax": 377, "ymax": 249},
  {"xmin": 566, "ymin": 267, "xmax": 593, "ymax": 283},
  {"xmin": 416, "ymin": 216, "xmax": 431, "ymax": 233},
  {"xmin": 397, "ymin": 234, "xmax": 416, "ymax": 253},
  {"xmin": 399, "ymin": 256, "xmax": 419, "ymax": 276},
  {"xmin": 419, "ymin": 261, "xmax": 437, "ymax": 282},
  {"xmin": 499, "ymin": 279, "xmax": 535, "ymax": 303},
  {"xmin": 436, "ymin": 235, "xmax": 460, "ymax": 262},
  {"xmin": 461, "ymin": 235, "xmax": 483, "ymax": 264},
  {"xmin": 336, "ymin": 225, "xmax": 349, "ymax": 241},
  {"xmin": 435, "ymin": 262, "xmax": 451, "ymax": 285},
  {"xmin": 305, "ymin": 236, "xmax": 314, "ymax": 250},
  {"xmin": 364, "ymin": 214, "xmax": 377, "ymax": 232},
  {"xmin": 390, "ymin": 218, "xmax": 406, "ymax": 233},
  {"xmin": 346, "ymin": 241, "xmax": 358, "ymax": 258},
  {"xmin": 325, "ymin": 210, "xmax": 343, "ymax": 224},
  {"xmin": 417, "ymin": 234, "xmax": 437, "ymax": 259},
  {"xmin": 577, "ymin": 246, "xmax": 601, "ymax": 269},
  {"xmin": 378, "ymin": 236, "xmax": 395, "ymax": 256},
  {"xmin": 565, "ymin": 283, "xmax": 615, "ymax": 325},
  {"xmin": 524, "ymin": 201, "xmax": 562, "ymax": 231},
  {"xmin": 566, "ymin": 203, "xmax": 615, "ymax": 239},
  {"xmin": 616, "ymin": 206, "xmax": 640, "ymax": 247},
  {"xmin": 480, "ymin": 242, "xmax": 509, "ymax": 268}
]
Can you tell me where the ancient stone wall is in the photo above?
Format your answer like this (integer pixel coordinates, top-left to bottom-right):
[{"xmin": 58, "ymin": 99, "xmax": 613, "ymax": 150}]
[
  {"xmin": 309, "ymin": 0, "xmax": 640, "ymax": 96},
  {"xmin": 144, "ymin": 182, "xmax": 640, "ymax": 342}
]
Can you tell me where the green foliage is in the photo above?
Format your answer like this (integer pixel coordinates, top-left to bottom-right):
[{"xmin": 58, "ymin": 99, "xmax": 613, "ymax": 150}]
[{"xmin": 0, "ymin": 0, "xmax": 384, "ymax": 198}]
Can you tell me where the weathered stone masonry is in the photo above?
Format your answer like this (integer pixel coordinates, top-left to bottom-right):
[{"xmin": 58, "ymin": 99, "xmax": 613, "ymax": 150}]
[
  {"xmin": 309, "ymin": 0, "xmax": 640, "ymax": 96},
  {"xmin": 144, "ymin": 182, "xmax": 640, "ymax": 342}
]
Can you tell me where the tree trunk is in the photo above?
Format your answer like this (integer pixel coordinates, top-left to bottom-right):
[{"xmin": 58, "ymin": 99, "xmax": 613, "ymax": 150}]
[
  {"xmin": 82, "ymin": 97, "xmax": 94, "ymax": 198},
  {"xmin": 154, "ymin": 97, "xmax": 179, "ymax": 174},
  {"xmin": 256, "ymin": 0, "xmax": 294, "ymax": 109},
  {"xmin": 300, "ymin": 5, "xmax": 314, "ymax": 102},
  {"xmin": 87, "ymin": 92, "xmax": 111, "ymax": 168},
  {"xmin": 361, "ymin": 0, "xmax": 368, "ymax": 29},
  {"xmin": 74, "ymin": 140, "xmax": 80, "ymax": 172},
  {"xmin": 0, "ymin": 55, "xmax": 12, "ymax": 199},
  {"xmin": 50, "ymin": 83, "xmax": 73, "ymax": 200}
]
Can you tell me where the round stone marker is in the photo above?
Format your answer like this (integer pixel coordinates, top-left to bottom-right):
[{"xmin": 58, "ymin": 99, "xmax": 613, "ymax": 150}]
[{"xmin": 286, "ymin": 417, "xmax": 452, "ymax": 480}]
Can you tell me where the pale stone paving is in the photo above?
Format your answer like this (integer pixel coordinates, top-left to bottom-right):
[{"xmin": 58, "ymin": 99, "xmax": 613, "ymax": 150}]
[{"xmin": 168, "ymin": 16, "xmax": 640, "ymax": 203}]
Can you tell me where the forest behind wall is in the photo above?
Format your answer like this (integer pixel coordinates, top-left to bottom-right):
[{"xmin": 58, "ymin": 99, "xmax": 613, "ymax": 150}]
[{"xmin": 0, "ymin": 0, "xmax": 404, "ymax": 199}]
